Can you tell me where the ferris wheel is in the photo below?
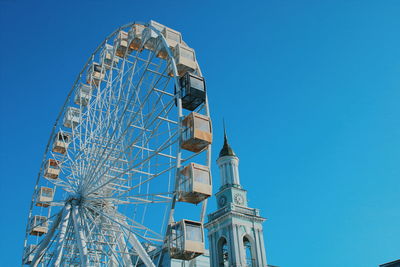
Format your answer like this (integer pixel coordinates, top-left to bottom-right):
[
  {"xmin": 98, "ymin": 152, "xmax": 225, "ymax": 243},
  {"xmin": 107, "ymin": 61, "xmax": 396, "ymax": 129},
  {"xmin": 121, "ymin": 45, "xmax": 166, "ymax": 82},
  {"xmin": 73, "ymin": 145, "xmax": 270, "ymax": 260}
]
[{"xmin": 22, "ymin": 20, "xmax": 212, "ymax": 266}]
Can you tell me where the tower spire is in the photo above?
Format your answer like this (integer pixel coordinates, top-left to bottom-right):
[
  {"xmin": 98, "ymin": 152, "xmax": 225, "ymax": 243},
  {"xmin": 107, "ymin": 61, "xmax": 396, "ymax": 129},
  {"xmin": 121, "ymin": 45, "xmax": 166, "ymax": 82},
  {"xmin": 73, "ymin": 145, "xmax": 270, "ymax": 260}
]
[
  {"xmin": 219, "ymin": 120, "xmax": 236, "ymax": 158},
  {"xmin": 223, "ymin": 118, "xmax": 228, "ymax": 143}
]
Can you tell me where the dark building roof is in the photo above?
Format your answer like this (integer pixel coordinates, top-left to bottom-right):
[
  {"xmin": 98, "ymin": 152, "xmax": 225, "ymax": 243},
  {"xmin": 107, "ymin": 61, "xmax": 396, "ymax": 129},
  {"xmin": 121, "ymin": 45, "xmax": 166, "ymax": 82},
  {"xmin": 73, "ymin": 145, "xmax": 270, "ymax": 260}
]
[
  {"xmin": 380, "ymin": 260, "xmax": 400, "ymax": 267},
  {"xmin": 219, "ymin": 126, "xmax": 236, "ymax": 158}
]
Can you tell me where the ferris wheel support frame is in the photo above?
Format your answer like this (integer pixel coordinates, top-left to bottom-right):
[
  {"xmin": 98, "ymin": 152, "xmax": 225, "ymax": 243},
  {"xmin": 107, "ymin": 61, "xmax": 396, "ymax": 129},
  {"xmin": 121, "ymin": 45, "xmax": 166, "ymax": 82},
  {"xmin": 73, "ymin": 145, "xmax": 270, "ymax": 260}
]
[
  {"xmin": 53, "ymin": 204, "xmax": 71, "ymax": 266},
  {"xmin": 86, "ymin": 203, "xmax": 157, "ymax": 267},
  {"xmin": 71, "ymin": 205, "xmax": 89, "ymax": 267},
  {"xmin": 115, "ymin": 228, "xmax": 132, "ymax": 266}
]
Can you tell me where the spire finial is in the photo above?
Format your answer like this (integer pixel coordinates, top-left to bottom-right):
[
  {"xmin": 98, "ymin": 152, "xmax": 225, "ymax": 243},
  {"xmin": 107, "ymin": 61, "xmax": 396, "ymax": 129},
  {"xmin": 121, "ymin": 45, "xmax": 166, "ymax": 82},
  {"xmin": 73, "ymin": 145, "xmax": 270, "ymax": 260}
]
[{"xmin": 223, "ymin": 118, "xmax": 228, "ymax": 144}]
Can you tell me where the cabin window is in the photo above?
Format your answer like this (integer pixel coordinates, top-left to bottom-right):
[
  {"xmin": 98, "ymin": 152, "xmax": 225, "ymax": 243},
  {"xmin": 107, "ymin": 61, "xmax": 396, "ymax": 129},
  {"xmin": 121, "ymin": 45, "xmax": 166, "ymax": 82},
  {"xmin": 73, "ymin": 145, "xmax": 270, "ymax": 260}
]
[
  {"xmin": 193, "ymin": 166, "xmax": 210, "ymax": 185},
  {"xmin": 94, "ymin": 64, "xmax": 102, "ymax": 72},
  {"xmin": 190, "ymin": 75, "xmax": 205, "ymax": 91},
  {"xmin": 41, "ymin": 188, "xmax": 52, "ymax": 197},
  {"xmin": 58, "ymin": 133, "xmax": 68, "ymax": 142},
  {"xmin": 186, "ymin": 223, "xmax": 202, "ymax": 242}
]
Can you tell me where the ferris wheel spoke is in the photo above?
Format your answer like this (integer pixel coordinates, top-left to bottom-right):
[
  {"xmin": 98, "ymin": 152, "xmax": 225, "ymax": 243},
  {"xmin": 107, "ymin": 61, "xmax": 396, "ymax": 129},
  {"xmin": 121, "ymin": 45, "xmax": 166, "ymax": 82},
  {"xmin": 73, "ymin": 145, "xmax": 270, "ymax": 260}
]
[
  {"xmin": 97, "ymin": 207, "xmax": 158, "ymax": 266},
  {"xmin": 84, "ymin": 193, "xmax": 173, "ymax": 212},
  {"xmin": 82, "ymin": 205, "xmax": 159, "ymax": 266},
  {"xmin": 85, "ymin": 130, "xmax": 178, "ymax": 196},
  {"xmin": 83, "ymin": 103, "xmax": 177, "ymax": 194},
  {"xmin": 62, "ymin": 152, "xmax": 83, "ymax": 190},
  {"xmin": 115, "ymin": 163, "xmax": 177, "ymax": 199},
  {"xmin": 81, "ymin": 47, "xmax": 164, "ymax": 186},
  {"xmin": 120, "ymin": 225, "xmax": 156, "ymax": 267},
  {"xmin": 84, "ymin": 209, "xmax": 130, "ymax": 266},
  {"xmin": 73, "ymin": 63, "xmax": 142, "ymax": 189},
  {"xmin": 83, "ymin": 85, "xmax": 174, "ymax": 192},
  {"xmin": 85, "ymin": 203, "xmax": 162, "ymax": 242},
  {"xmin": 81, "ymin": 209, "xmax": 111, "ymax": 265},
  {"xmin": 81, "ymin": 86, "xmax": 173, "ymax": 192},
  {"xmin": 83, "ymin": 61, "xmax": 172, "ymax": 183}
]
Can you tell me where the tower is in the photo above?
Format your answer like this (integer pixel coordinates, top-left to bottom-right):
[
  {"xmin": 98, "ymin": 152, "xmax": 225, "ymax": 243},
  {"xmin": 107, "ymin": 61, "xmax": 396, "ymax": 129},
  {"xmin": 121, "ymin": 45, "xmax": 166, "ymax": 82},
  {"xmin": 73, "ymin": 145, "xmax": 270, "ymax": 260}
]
[{"xmin": 205, "ymin": 130, "xmax": 268, "ymax": 267}]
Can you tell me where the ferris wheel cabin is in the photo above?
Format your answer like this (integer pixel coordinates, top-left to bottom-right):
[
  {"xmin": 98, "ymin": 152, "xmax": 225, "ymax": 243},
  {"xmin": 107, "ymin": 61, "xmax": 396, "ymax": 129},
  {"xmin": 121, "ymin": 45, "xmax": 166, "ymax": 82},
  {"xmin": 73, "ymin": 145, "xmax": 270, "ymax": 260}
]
[
  {"xmin": 101, "ymin": 44, "xmax": 119, "ymax": 69},
  {"xmin": 63, "ymin": 106, "xmax": 80, "ymax": 128},
  {"xmin": 128, "ymin": 24, "xmax": 145, "ymax": 52},
  {"xmin": 44, "ymin": 158, "xmax": 60, "ymax": 179},
  {"xmin": 115, "ymin": 30, "xmax": 129, "ymax": 58},
  {"xmin": 87, "ymin": 62, "xmax": 104, "ymax": 86},
  {"xmin": 74, "ymin": 83, "xmax": 93, "ymax": 106},
  {"xmin": 52, "ymin": 131, "xmax": 71, "ymax": 154},
  {"xmin": 142, "ymin": 20, "xmax": 165, "ymax": 51},
  {"xmin": 178, "ymin": 163, "xmax": 212, "ymax": 204},
  {"xmin": 36, "ymin": 186, "xmax": 54, "ymax": 207},
  {"xmin": 29, "ymin": 215, "xmax": 48, "ymax": 236},
  {"xmin": 173, "ymin": 44, "xmax": 197, "ymax": 76},
  {"xmin": 180, "ymin": 72, "xmax": 206, "ymax": 111},
  {"xmin": 156, "ymin": 27, "xmax": 183, "ymax": 59},
  {"xmin": 181, "ymin": 112, "xmax": 212, "ymax": 152},
  {"xmin": 168, "ymin": 220, "xmax": 205, "ymax": 260}
]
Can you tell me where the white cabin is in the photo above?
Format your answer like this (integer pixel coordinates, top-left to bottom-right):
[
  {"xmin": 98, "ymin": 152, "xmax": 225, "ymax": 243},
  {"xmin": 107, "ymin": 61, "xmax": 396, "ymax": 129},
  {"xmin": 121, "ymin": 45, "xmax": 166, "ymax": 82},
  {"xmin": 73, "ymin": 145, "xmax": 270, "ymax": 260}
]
[
  {"xmin": 63, "ymin": 107, "xmax": 80, "ymax": 129},
  {"xmin": 172, "ymin": 44, "xmax": 197, "ymax": 76},
  {"xmin": 115, "ymin": 31, "xmax": 129, "ymax": 57},
  {"xmin": 101, "ymin": 44, "xmax": 119, "ymax": 69},
  {"xmin": 52, "ymin": 131, "xmax": 70, "ymax": 154},
  {"xmin": 181, "ymin": 112, "xmax": 212, "ymax": 152},
  {"xmin": 143, "ymin": 20, "xmax": 165, "ymax": 51},
  {"xmin": 29, "ymin": 216, "xmax": 48, "ymax": 236},
  {"xmin": 86, "ymin": 62, "xmax": 104, "ymax": 86},
  {"xmin": 128, "ymin": 24, "xmax": 145, "ymax": 52},
  {"xmin": 36, "ymin": 186, "xmax": 54, "ymax": 207},
  {"xmin": 168, "ymin": 220, "xmax": 205, "ymax": 260},
  {"xmin": 74, "ymin": 83, "xmax": 93, "ymax": 106},
  {"xmin": 178, "ymin": 163, "xmax": 212, "ymax": 204},
  {"xmin": 156, "ymin": 27, "xmax": 183, "ymax": 59},
  {"xmin": 44, "ymin": 159, "xmax": 60, "ymax": 179}
]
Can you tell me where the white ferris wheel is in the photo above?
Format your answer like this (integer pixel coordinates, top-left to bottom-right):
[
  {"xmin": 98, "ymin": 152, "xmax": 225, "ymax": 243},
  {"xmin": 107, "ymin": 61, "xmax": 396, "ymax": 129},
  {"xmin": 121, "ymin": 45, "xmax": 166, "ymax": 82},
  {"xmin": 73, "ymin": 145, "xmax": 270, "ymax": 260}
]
[{"xmin": 22, "ymin": 20, "xmax": 213, "ymax": 266}]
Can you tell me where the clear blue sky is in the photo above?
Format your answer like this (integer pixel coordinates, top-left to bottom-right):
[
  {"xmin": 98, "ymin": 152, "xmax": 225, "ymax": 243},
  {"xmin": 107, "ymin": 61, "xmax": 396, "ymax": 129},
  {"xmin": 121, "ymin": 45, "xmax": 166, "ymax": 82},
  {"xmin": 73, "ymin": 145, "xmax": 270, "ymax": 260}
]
[{"xmin": 0, "ymin": 0, "xmax": 399, "ymax": 266}]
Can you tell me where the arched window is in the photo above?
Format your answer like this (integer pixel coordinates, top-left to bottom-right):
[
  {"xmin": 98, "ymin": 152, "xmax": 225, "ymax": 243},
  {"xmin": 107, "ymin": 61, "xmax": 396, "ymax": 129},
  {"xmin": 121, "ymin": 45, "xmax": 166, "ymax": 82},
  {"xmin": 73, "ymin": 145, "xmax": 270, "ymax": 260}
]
[
  {"xmin": 218, "ymin": 237, "xmax": 229, "ymax": 267},
  {"xmin": 243, "ymin": 237, "xmax": 253, "ymax": 267}
]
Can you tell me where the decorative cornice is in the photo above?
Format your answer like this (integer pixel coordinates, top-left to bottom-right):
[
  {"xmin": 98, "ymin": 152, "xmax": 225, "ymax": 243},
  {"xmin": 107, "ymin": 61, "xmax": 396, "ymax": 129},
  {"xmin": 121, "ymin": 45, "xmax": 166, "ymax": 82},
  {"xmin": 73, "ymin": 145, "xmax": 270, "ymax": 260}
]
[{"xmin": 205, "ymin": 203, "xmax": 266, "ymax": 229}]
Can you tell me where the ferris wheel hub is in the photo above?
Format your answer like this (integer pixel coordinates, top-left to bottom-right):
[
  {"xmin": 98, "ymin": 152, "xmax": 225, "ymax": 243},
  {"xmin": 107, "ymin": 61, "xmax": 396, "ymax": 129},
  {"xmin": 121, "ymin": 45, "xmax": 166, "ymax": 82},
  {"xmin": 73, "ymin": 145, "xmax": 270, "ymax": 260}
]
[{"xmin": 66, "ymin": 195, "xmax": 83, "ymax": 206}]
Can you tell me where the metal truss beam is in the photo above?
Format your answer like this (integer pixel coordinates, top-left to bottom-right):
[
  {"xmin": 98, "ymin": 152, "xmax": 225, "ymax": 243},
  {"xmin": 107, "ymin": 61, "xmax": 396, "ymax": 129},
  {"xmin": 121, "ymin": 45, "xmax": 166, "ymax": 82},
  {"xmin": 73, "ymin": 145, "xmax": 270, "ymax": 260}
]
[
  {"xmin": 71, "ymin": 205, "xmax": 89, "ymax": 267},
  {"xmin": 53, "ymin": 204, "xmax": 71, "ymax": 266}
]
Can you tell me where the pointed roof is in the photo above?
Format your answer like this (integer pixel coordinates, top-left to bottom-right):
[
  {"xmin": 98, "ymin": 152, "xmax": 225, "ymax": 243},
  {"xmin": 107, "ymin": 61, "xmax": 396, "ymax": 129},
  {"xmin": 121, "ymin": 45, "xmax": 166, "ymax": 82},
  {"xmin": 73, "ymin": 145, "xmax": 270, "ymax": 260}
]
[{"xmin": 219, "ymin": 121, "xmax": 236, "ymax": 158}]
